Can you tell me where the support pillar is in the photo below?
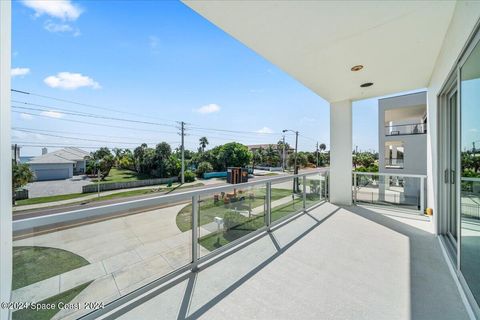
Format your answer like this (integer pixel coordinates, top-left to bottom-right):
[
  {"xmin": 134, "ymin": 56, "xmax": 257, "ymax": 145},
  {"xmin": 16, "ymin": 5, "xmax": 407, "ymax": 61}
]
[
  {"xmin": 0, "ymin": 1, "xmax": 12, "ymax": 319},
  {"xmin": 329, "ymin": 100, "xmax": 352, "ymax": 205}
]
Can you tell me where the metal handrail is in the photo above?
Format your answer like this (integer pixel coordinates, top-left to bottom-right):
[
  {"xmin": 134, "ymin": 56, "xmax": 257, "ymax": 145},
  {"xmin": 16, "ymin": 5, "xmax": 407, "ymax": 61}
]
[
  {"xmin": 384, "ymin": 122, "xmax": 425, "ymax": 128},
  {"xmin": 352, "ymin": 171, "xmax": 426, "ymax": 213},
  {"xmin": 14, "ymin": 171, "xmax": 325, "ymax": 232},
  {"xmin": 353, "ymin": 171, "xmax": 426, "ymax": 178}
]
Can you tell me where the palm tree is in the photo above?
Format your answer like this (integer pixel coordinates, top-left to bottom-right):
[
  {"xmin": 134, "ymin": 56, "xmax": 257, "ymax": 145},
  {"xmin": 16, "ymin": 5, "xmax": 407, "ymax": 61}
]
[
  {"xmin": 199, "ymin": 137, "xmax": 209, "ymax": 152},
  {"xmin": 319, "ymin": 143, "xmax": 327, "ymax": 152},
  {"xmin": 12, "ymin": 162, "xmax": 35, "ymax": 205}
]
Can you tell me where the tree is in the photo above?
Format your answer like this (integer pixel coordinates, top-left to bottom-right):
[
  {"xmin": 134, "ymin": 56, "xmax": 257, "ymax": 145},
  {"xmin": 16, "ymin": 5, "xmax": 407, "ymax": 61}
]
[
  {"xmin": 216, "ymin": 142, "xmax": 252, "ymax": 170},
  {"xmin": 252, "ymin": 150, "xmax": 263, "ymax": 168},
  {"xmin": 196, "ymin": 161, "xmax": 213, "ymax": 178},
  {"xmin": 265, "ymin": 145, "xmax": 280, "ymax": 166},
  {"xmin": 288, "ymin": 153, "xmax": 308, "ymax": 168},
  {"xmin": 89, "ymin": 147, "xmax": 114, "ymax": 180},
  {"xmin": 199, "ymin": 137, "xmax": 209, "ymax": 152},
  {"xmin": 353, "ymin": 152, "xmax": 375, "ymax": 169},
  {"xmin": 319, "ymin": 143, "xmax": 327, "ymax": 152},
  {"xmin": 12, "ymin": 162, "xmax": 35, "ymax": 204}
]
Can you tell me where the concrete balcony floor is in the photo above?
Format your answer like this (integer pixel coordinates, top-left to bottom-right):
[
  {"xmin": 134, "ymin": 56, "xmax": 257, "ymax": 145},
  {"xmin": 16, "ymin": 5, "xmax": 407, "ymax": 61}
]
[{"xmin": 113, "ymin": 203, "xmax": 469, "ymax": 320}]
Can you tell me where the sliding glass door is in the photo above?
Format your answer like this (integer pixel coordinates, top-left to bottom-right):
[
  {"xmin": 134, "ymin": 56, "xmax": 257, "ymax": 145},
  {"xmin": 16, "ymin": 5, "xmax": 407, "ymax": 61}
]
[{"xmin": 460, "ymin": 38, "xmax": 480, "ymax": 305}]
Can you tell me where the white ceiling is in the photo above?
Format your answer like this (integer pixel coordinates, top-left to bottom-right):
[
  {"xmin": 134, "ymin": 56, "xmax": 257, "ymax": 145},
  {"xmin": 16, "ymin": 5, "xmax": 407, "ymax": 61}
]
[
  {"xmin": 384, "ymin": 105, "xmax": 426, "ymax": 123},
  {"xmin": 184, "ymin": 1, "xmax": 456, "ymax": 102}
]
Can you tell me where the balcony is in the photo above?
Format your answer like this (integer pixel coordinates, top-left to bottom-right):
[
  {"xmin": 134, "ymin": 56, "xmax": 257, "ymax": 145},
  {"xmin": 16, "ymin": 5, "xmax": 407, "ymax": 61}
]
[
  {"xmin": 385, "ymin": 123, "xmax": 427, "ymax": 136},
  {"xmin": 10, "ymin": 172, "xmax": 469, "ymax": 319},
  {"xmin": 385, "ymin": 157, "xmax": 405, "ymax": 169},
  {"xmin": 102, "ymin": 203, "xmax": 467, "ymax": 320}
]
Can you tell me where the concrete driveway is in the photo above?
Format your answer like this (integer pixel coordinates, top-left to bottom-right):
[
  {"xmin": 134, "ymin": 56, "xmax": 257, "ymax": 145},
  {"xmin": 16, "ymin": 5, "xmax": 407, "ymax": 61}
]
[{"xmin": 26, "ymin": 176, "xmax": 92, "ymax": 198}]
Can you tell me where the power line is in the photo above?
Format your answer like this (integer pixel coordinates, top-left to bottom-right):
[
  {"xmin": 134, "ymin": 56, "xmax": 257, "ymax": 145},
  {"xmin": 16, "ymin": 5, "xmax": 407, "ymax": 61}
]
[
  {"xmin": 12, "ymin": 111, "xmax": 178, "ymax": 134},
  {"xmin": 13, "ymin": 128, "xmax": 168, "ymax": 145},
  {"xmin": 11, "ymin": 88, "xmax": 178, "ymax": 123},
  {"xmin": 12, "ymin": 105, "xmax": 177, "ymax": 128},
  {"xmin": 12, "ymin": 127, "xmax": 161, "ymax": 141}
]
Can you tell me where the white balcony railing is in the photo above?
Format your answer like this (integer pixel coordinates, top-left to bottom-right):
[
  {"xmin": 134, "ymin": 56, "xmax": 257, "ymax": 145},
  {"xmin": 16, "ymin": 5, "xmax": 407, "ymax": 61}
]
[
  {"xmin": 14, "ymin": 171, "xmax": 328, "ymax": 319},
  {"xmin": 385, "ymin": 123, "xmax": 427, "ymax": 136},
  {"xmin": 353, "ymin": 171, "xmax": 426, "ymax": 213}
]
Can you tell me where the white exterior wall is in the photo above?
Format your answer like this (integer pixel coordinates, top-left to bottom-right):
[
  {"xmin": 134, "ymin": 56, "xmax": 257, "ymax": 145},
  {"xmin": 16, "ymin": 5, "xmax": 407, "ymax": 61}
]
[
  {"xmin": 378, "ymin": 92, "xmax": 427, "ymax": 176},
  {"xmin": 0, "ymin": 1, "xmax": 11, "ymax": 319},
  {"xmin": 426, "ymin": 1, "xmax": 480, "ymax": 234},
  {"xmin": 329, "ymin": 100, "xmax": 352, "ymax": 205},
  {"xmin": 29, "ymin": 163, "xmax": 74, "ymax": 181}
]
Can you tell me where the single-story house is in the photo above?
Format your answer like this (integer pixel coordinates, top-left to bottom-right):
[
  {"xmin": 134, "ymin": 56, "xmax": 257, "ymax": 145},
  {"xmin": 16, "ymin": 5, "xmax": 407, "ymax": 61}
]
[{"xmin": 28, "ymin": 147, "xmax": 90, "ymax": 181}]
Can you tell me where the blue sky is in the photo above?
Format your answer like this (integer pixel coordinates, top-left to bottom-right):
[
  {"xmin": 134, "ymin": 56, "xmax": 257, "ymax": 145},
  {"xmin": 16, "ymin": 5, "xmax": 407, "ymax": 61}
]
[{"xmin": 11, "ymin": 0, "xmax": 381, "ymax": 156}]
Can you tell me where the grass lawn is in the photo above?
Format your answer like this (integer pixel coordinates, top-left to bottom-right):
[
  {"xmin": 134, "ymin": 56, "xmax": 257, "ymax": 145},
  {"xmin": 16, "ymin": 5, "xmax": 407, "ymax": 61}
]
[
  {"xmin": 90, "ymin": 168, "xmax": 153, "ymax": 184},
  {"xmin": 13, "ymin": 246, "xmax": 89, "ymax": 290},
  {"xmin": 15, "ymin": 183, "xmax": 204, "ymax": 207},
  {"xmin": 16, "ymin": 193, "xmax": 87, "ymax": 206},
  {"xmin": 176, "ymin": 188, "xmax": 293, "ymax": 232},
  {"xmin": 199, "ymin": 197, "xmax": 310, "ymax": 251},
  {"xmin": 12, "ymin": 281, "xmax": 92, "ymax": 320}
]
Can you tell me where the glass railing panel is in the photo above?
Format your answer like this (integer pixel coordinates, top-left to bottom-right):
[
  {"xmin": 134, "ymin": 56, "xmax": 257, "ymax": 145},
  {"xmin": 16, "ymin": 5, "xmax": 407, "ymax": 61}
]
[
  {"xmin": 12, "ymin": 197, "xmax": 192, "ymax": 319},
  {"xmin": 354, "ymin": 173, "xmax": 424, "ymax": 211},
  {"xmin": 304, "ymin": 173, "xmax": 326, "ymax": 209},
  {"xmin": 197, "ymin": 184, "xmax": 267, "ymax": 257},
  {"xmin": 461, "ymin": 178, "xmax": 480, "ymax": 220},
  {"xmin": 271, "ymin": 177, "xmax": 303, "ymax": 223}
]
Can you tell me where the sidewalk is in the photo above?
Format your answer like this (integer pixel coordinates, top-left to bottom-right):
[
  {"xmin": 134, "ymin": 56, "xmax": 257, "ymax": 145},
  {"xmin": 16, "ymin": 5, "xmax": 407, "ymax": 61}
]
[{"xmin": 13, "ymin": 180, "xmax": 208, "ymax": 212}]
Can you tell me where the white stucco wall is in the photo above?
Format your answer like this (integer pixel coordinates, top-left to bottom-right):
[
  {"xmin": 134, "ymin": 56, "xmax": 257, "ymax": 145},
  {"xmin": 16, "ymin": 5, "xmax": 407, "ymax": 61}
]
[
  {"xmin": 426, "ymin": 1, "xmax": 480, "ymax": 234},
  {"xmin": 29, "ymin": 163, "xmax": 74, "ymax": 181},
  {"xmin": 378, "ymin": 92, "xmax": 428, "ymax": 176}
]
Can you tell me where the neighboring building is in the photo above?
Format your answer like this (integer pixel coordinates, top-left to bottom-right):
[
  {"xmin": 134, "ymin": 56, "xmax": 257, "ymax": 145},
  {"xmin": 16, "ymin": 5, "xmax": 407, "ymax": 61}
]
[
  {"xmin": 378, "ymin": 92, "xmax": 427, "ymax": 205},
  {"xmin": 27, "ymin": 147, "xmax": 90, "ymax": 181}
]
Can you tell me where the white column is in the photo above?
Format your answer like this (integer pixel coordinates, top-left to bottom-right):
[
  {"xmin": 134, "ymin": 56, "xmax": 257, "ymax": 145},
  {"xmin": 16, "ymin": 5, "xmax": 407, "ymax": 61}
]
[
  {"xmin": 329, "ymin": 100, "xmax": 352, "ymax": 205},
  {"xmin": 0, "ymin": 1, "xmax": 12, "ymax": 320}
]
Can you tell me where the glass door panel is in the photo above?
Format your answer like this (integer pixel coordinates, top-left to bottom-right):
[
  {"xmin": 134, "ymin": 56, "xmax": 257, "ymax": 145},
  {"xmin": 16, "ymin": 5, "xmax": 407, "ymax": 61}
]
[{"xmin": 460, "ymin": 39, "xmax": 480, "ymax": 305}]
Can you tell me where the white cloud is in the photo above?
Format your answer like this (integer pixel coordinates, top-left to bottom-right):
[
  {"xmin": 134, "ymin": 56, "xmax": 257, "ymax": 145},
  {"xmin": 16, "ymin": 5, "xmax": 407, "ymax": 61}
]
[
  {"xmin": 22, "ymin": 0, "xmax": 83, "ymax": 21},
  {"xmin": 20, "ymin": 113, "xmax": 33, "ymax": 120},
  {"xmin": 44, "ymin": 72, "xmax": 101, "ymax": 90},
  {"xmin": 11, "ymin": 67, "xmax": 30, "ymax": 77},
  {"xmin": 195, "ymin": 104, "xmax": 221, "ymax": 114},
  {"xmin": 43, "ymin": 20, "xmax": 81, "ymax": 36},
  {"xmin": 469, "ymin": 128, "xmax": 478, "ymax": 133},
  {"xmin": 44, "ymin": 20, "xmax": 72, "ymax": 32},
  {"xmin": 41, "ymin": 110, "xmax": 64, "ymax": 118},
  {"xmin": 256, "ymin": 127, "xmax": 274, "ymax": 134}
]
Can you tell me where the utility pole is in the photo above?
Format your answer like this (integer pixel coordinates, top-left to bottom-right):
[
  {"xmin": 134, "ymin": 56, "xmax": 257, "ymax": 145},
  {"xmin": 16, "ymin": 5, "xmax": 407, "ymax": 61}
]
[
  {"xmin": 282, "ymin": 129, "xmax": 299, "ymax": 192},
  {"xmin": 282, "ymin": 135, "xmax": 286, "ymax": 171},
  {"xmin": 316, "ymin": 142, "xmax": 319, "ymax": 168},
  {"xmin": 180, "ymin": 121, "xmax": 185, "ymax": 184}
]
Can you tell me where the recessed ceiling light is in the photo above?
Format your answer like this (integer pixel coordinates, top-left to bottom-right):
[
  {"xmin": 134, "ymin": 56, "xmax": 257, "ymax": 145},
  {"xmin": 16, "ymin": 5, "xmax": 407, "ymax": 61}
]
[
  {"xmin": 351, "ymin": 65, "xmax": 364, "ymax": 72},
  {"xmin": 360, "ymin": 82, "xmax": 374, "ymax": 88}
]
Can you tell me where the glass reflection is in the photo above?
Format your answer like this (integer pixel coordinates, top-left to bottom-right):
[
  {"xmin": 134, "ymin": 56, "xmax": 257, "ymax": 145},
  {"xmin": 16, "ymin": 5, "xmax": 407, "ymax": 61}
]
[{"xmin": 460, "ymin": 40, "xmax": 480, "ymax": 304}]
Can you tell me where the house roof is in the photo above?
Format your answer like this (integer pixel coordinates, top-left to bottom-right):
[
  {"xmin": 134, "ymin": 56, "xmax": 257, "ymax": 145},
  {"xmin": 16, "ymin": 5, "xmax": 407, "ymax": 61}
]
[
  {"xmin": 28, "ymin": 147, "xmax": 89, "ymax": 165},
  {"xmin": 51, "ymin": 147, "xmax": 90, "ymax": 161}
]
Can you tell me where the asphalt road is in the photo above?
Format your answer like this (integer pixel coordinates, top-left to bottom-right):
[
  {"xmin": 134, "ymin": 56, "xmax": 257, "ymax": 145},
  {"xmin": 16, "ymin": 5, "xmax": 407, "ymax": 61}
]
[{"xmin": 14, "ymin": 168, "xmax": 327, "ymax": 221}]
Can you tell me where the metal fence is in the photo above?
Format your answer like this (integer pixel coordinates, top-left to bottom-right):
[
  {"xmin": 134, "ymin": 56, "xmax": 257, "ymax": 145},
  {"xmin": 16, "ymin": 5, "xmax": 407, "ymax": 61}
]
[{"xmin": 82, "ymin": 177, "xmax": 178, "ymax": 193}]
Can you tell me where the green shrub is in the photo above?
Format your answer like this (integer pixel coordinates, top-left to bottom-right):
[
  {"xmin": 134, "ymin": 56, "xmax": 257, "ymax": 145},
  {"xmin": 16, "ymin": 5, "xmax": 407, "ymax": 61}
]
[
  {"xmin": 184, "ymin": 170, "xmax": 196, "ymax": 183},
  {"xmin": 196, "ymin": 161, "xmax": 213, "ymax": 178}
]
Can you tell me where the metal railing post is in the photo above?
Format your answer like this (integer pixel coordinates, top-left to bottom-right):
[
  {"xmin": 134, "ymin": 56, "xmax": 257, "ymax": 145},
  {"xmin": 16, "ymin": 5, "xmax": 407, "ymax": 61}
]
[
  {"xmin": 303, "ymin": 175, "xmax": 307, "ymax": 211},
  {"xmin": 353, "ymin": 172, "xmax": 357, "ymax": 205},
  {"xmin": 191, "ymin": 195, "xmax": 199, "ymax": 271},
  {"xmin": 420, "ymin": 177, "xmax": 425, "ymax": 214},
  {"xmin": 266, "ymin": 182, "xmax": 272, "ymax": 230}
]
